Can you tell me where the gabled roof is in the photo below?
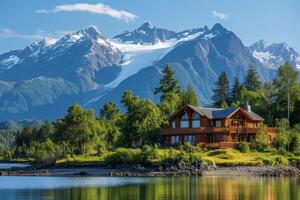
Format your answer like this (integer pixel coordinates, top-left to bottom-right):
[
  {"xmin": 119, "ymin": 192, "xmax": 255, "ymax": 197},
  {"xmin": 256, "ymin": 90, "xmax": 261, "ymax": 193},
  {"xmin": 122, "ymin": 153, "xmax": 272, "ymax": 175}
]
[{"xmin": 167, "ymin": 104, "xmax": 264, "ymax": 121}]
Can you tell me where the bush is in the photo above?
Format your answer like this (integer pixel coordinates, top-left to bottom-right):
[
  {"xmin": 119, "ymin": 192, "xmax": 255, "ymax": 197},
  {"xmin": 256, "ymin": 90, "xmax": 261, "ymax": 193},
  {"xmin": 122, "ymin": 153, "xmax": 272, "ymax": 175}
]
[
  {"xmin": 104, "ymin": 148, "xmax": 142, "ymax": 166},
  {"xmin": 256, "ymin": 143, "xmax": 266, "ymax": 152},
  {"xmin": 237, "ymin": 142, "xmax": 249, "ymax": 153},
  {"xmin": 179, "ymin": 142, "xmax": 195, "ymax": 153},
  {"xmin": 274, "ymin": 156, "xmax": 289, "ymax": 165},
  {"xmin": 277, "ymin": 147, "xmax": 287, "ymax": 155},
  {"xmin": 162, "ymin": 148, "xmax": 202, "ymax": 166}
]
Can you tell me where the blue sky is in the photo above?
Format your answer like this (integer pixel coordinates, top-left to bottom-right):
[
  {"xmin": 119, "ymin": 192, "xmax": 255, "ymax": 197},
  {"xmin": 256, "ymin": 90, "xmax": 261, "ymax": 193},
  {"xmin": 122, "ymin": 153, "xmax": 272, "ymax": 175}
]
[{"xmin": 0, "ymin": 0, "xmax": 299, "ymax": 53}]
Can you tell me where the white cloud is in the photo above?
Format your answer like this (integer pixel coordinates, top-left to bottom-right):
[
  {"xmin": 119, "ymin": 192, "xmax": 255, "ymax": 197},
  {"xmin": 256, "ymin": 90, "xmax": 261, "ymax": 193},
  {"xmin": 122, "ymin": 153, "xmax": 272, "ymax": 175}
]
[
  {"xmin": 0, "ymin": 28, "xmax": 70, "ymax": 41},
  {"xmin": 212, "ymin": 10, "xmax": 228, "ymax": 20},
  {"xmin": 36, "ymin": 3, "xmax": 137, "ymax": 22}
]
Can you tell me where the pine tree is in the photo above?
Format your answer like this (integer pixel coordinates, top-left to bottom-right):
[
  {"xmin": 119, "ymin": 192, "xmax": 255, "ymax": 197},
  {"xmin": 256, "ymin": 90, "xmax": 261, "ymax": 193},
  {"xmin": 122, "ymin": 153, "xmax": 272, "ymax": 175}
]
[
  {"xmin": 244, "ymin": 65, "xmax": 261, "ymax": 91},
  {"xmin": 212, "ymin": 72, "xmax": 230, "ymax": 108},
  {"xmin": 231, "ymin": 77, "xmax": 242, "ymax": 103},
  {"xmin": 180, "ymin": 83, "xmax": 199, "ymax": 107},
  {"xmin": 154, "ymin": 64, "xmax": 180, "ymax": 101}
]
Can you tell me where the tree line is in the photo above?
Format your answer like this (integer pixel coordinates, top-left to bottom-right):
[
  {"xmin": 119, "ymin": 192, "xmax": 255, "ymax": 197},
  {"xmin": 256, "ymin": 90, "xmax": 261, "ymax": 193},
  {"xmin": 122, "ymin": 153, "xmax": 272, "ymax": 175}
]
[{"xmin": 0, "ymin": 63, "xmax": 299, "ymax": 161}]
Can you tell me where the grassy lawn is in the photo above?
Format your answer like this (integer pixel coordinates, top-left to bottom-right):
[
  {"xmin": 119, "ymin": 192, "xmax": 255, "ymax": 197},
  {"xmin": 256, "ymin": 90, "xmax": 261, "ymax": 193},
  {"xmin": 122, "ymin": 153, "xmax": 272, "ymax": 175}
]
[{"xmin": 55, "ymin": 148, "xmax": 299, "ymax": 167}]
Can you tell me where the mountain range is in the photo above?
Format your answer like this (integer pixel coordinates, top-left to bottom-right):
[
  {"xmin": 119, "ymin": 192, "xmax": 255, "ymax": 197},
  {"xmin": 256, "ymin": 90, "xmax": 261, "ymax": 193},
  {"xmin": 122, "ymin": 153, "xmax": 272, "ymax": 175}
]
[{"xmin": 0, "ymin": 22, "xmax": 299, "ymax": 121}]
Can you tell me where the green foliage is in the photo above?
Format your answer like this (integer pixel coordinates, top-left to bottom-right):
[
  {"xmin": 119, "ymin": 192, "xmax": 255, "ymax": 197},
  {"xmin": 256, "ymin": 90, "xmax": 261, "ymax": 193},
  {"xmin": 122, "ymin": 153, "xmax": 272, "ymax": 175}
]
[
  {"xmin": 159, "ymin": 92, "xmax": 181, "ymax": 117},
  {"xmin": 179, "ymin": 142, "xmax": 195, "ymax": 153},
  {"xmin": 121, "ymin": 91, "xmax": 163, "ymax": 147},
  {"xmin": 231, "ymin": 77, "xmax": 242, "ymax": 103},
  {"xmin": 274, "ymin": 62, "xmax": 300, "ymax": 124},
  {"xmin": 154, "ymin": 64, "xmax": 180, "ymax": 102},
  {"xmin": 180, "ymin": 83, "xmax": 199, "ymax": 107},
  {"xmin": 212, "ymin": 71, "xmax": 230, "ymax": 108},
  {"xmin": 256, "ymin": 125, "xmax": 267, "ymax": 152},
  {"xmin": 238, "ymin": 142, "xmax": 250, "ymax": 153},
  {"xmin": 104, "ymin": 148, "xmax": 143, "ymax": 166},
  {"xmin": 100, "ymin": 102, "xmax": 121, "ymax": 121},
  {"xmin": 244, "ymin": 65, "xmax": 261, "ymax": 91},
  {"xmin": 54, "ymin": 104, "xmax": 104, "ymax": 154}
]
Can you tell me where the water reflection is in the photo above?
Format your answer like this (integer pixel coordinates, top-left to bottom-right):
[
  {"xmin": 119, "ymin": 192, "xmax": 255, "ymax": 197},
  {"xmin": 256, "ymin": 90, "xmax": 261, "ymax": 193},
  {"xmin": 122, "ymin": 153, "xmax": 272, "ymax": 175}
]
[{"xmin": 0, "ymin": 176, "xmax": 299, "ymax": 200}]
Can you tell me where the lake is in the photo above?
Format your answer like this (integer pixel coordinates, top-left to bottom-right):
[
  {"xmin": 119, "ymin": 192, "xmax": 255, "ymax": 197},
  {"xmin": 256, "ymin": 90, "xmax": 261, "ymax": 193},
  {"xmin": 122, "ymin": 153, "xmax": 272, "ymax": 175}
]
[
  {"xmin": 0, "ymin": 176, "xmax": 299, "ymax": 200},
  {"xmin": 0, "ymin": 163, "xmax": 31, "ymax": 169}
]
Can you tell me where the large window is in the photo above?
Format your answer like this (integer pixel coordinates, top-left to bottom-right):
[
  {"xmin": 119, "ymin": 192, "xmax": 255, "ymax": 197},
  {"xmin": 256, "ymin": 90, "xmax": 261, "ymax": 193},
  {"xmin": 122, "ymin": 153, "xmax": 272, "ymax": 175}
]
[
  {"xmin": 215, "ymin": 120, "xmax": 222, "ymax": 128},
  {"xmin": 180, "ymin": 113, "xmax": 189, "ymax": 128},
  {"xmin": 172, "ymin": 121, "xmax": 176, "ymax": 128},
  {"xmin": 192, "ymin": 113, "xmax": 201, "ymax": 128},
  {"xmin": 184, "ymin": 135, "xmax": 196, "ymax": 145},
  {"xmin": 171, "ymin": 136, "xmax": 180, "ymax": 145}
]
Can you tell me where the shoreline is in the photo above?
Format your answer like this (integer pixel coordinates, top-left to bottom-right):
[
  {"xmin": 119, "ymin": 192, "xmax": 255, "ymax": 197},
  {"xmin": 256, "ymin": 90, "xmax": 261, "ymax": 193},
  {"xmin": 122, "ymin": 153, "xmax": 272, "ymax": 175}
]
[{"xmin": 1, "ymin": 165, "xmax": 300, "ymax": 177}]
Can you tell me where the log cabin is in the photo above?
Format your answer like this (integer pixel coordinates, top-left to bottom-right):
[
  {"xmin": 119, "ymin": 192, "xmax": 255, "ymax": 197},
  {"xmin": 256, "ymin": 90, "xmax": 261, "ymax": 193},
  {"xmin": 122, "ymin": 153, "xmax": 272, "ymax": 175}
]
[{"xmin": 160, "ymin": 104, "xmax": 277, "ymax": 148}]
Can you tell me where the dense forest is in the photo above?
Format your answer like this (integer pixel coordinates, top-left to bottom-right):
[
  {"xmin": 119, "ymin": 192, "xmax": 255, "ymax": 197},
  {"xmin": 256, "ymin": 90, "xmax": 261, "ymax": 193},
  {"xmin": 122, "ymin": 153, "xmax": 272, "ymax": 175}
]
[{"xmin": 0, "ymin": 62, "xmax": 300, "ymax": 163}]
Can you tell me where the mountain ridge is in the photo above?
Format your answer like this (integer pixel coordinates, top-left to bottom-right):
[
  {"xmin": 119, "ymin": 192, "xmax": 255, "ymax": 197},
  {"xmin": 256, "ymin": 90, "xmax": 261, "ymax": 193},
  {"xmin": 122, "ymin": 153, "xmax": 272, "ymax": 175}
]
[{"xmin": 0, "ymin": 22, "xmax": 298, "ymax": 120}]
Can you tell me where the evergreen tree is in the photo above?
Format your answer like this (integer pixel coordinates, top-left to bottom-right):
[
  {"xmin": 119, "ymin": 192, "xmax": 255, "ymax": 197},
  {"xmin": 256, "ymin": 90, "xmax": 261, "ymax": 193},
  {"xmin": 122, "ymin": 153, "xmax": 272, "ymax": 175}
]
[
  {"xmin": 244, "ymin": 65, "xmax": 261, "ymax": 91},
  {"xmin": 274, "ymin": 62, "xmax": 300, "ymax": 125},
  {"xmin": 212, "ymin": 72, "xmax": 230, "ymax": 107},
  {"xmin": 154, "ymin": 64, "xmax": 180, "ymax": 101},
  {"xmin": 180, "ymin": 83, "xmax": 199, "ymax": 107},
  {"xmin": 231, "ymin": 77, "xmax": 242, "ymax": 103}
]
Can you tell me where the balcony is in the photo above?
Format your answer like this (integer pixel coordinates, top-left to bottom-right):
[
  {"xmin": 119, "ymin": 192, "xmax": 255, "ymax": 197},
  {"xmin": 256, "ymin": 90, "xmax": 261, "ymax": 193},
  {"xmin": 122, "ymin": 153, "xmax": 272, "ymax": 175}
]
[
  {"xmin": 160, "ymin": 126, "xmax": 276, "ymax": 135},
  {"xmin": 160, "ymin": 127, "xmax": 230, "ymax": 135}
]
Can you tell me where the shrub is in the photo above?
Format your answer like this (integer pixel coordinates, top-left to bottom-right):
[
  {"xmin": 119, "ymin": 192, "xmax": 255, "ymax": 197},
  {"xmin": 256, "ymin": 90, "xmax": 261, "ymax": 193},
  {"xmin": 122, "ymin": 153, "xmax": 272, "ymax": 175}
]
[
  {"xmin": 237, "ymin": 142, "xmax": 249, "ymax": 153},
  {"xmin": 256, "ymin": 143, "xmax": 265, "ymax": 152},
  {"xmin": 274, "ymin": 156, "xmax": 289, "ymax": 165},
  {"xmin": 179, "ymin": 142, "xmax": 195, "ymax": 153},
  {"xmin": 260, "ymin": 158, "xmax": 275, "ymax": 165},
  {"xmin": 104, "ymin": 148, "xmax": 142, "ymax": 166},
  {"xmin": 277, "ymin": 147, "xmax": 287, "ymax": 155}
]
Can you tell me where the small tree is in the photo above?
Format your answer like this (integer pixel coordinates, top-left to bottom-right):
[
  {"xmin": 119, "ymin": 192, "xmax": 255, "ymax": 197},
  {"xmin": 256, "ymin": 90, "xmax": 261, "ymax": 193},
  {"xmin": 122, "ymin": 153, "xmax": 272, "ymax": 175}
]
[
  {"xmin": 275, "ymin": 118, "xmax": 289, "ymax": 150},
  {"xmin": 180, "ymin": 83, "xmax": 199, "ymax": 107}
]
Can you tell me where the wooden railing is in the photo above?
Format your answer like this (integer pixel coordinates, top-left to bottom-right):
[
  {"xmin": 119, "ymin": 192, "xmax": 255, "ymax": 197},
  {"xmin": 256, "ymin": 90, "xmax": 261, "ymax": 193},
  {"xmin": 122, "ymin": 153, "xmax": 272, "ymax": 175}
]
[
  {"xmin": 160, "ymin": 127, "xmax": 277, "ymax": 135},
  {"xmin": 160, "ymin": 127, "xmax": 230, "ymax": 135},
  {"xmin": 197, "ymin": 142, "xmax": 256, "ymax": 149}
]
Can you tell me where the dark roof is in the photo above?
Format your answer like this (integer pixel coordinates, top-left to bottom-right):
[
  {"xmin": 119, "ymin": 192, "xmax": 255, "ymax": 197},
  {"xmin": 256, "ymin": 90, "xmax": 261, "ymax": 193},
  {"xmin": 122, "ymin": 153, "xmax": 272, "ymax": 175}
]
[
  {"xmin": 168, "ymin": 105, "xmax": 264, "ymax": 121},
  {"xmin": 212, "ymin": 107, "xmax": 238, "ymax": 119}
]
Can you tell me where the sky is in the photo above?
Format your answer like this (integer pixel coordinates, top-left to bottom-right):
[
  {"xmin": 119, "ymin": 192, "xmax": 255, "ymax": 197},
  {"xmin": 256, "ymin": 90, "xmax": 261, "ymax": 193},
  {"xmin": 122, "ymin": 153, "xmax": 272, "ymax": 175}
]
[{"xmin": 0, "ymin": 0, "xmax": 299, "ymax": 53}]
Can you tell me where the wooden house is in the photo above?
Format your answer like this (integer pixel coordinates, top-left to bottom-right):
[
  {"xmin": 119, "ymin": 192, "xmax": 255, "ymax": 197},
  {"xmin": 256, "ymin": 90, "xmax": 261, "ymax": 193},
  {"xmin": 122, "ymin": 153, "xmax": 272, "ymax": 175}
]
[{"xmin": 160, "ymin": 104, "xmax": 277, "ymax": 148}]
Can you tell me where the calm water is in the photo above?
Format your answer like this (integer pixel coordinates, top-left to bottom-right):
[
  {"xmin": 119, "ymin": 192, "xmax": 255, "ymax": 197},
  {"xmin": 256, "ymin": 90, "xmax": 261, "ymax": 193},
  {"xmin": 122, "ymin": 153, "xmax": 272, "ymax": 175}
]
[
  {"xmin": 0, "ymin": 176, "xmax": 299, "ymax": 200},
  {"xmin": 0, "ymin": 163, "xmax": 31, "ymax": 169}
]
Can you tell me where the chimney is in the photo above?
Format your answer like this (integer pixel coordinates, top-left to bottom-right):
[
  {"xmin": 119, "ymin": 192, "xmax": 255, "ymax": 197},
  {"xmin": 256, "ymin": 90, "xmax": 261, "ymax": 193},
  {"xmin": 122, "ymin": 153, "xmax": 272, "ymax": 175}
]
[{"xmin": 242, "ymin": 101, "xmax": 251, "ymax": 112}]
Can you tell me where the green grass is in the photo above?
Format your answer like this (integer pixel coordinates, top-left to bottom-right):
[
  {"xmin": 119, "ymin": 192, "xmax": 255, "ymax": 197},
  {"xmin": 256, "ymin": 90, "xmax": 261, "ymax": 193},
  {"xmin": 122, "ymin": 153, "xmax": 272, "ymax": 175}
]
[{"xmin": 22, "ymin": 148, "xmax": 300, "ymax": 167}]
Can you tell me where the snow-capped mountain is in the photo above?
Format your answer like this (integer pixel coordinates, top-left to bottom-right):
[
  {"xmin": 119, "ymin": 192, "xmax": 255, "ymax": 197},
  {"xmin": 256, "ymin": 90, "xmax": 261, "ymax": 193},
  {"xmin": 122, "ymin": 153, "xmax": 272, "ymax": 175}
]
[
  {"xmin": 113, "ymin": 21, "xmax": 208, "ymax": 45},
  {"xmin": 0, "ymin": 22, "xmax": 298, "ymax": 120},
  {"xmin": 88, "ymin": 23, "xmax": 276, "ymax": 110},
  {"xmin": 0, "ymin": 26, "xmax": 122, "ymax": 119},
  {"xmin": 249, "ymin": 40, "xmax": 300, "ymax": 70}
]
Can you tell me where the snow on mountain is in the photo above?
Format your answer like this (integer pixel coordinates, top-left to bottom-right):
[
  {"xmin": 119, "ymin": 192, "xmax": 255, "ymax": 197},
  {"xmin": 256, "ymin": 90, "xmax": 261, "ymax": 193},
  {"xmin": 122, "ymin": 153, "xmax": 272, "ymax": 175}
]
[
  {"xmin": 249, "ymin": 40, "xmax": 300, "ymax": 70},
  {"xmin": 85, "ymin": 27, "xmax": 206, "ymax": 105},
  {"xmin": 113, "ymin": 21, "xmax": 208, "ymax": 45}
]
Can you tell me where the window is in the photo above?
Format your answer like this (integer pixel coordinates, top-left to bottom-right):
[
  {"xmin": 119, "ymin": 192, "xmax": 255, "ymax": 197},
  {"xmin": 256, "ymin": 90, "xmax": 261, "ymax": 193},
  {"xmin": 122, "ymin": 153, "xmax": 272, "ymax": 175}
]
[
  {"xmin": 221, "ymin": 134, "xmax": 226, "ymax": 142},
  {"xmin": 253, "ymin": 122, "xmax": 259, "ymax": 128},
  {"xmin": 184, "ymin": 135, "xmax": 196, "ymax": 145},
  {"xmin": 192, "ymin": 113, "xmax": 201, "ymax": 128},
  {"xmin": 171, "ymin": 136, "xmax": 180, "ymax": 145},
  {"xmin": 215, "ymin": 120, "xmax": 221, "ymax": 128},
  {"xmin": 172, "ymin": 121, "xmax": 176, "ymax": 128},
  {"xmin": 268, "ymin": 135, "xmax": 272, "ymax": 143},
  {"xmin": 180, "ymin": 113, "xmax": 189, "ymax": 128}
]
